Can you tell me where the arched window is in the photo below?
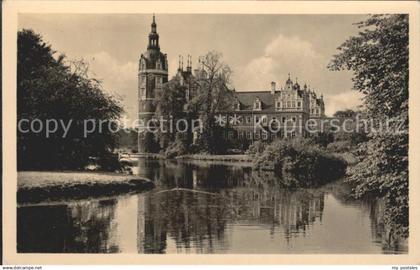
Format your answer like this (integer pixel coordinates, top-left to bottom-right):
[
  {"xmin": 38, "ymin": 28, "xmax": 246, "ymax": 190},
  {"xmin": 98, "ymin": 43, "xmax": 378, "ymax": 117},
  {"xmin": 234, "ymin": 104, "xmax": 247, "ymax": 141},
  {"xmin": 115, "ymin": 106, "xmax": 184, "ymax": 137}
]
[{"xmin": 140, "ymin": 59, "xmax": 146, "ymax": 70}]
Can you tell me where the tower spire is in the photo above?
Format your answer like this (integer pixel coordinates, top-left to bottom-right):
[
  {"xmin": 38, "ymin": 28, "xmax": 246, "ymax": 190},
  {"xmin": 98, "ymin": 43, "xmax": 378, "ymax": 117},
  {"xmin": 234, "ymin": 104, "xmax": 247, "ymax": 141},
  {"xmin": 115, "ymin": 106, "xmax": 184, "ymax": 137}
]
[
  {"xmin": 151, "ymin": 14, "xmax": 156, "ymax": 32},
  {"xmin": 148, "ymin": 14, "xmax": 159, "ymax": 50}
]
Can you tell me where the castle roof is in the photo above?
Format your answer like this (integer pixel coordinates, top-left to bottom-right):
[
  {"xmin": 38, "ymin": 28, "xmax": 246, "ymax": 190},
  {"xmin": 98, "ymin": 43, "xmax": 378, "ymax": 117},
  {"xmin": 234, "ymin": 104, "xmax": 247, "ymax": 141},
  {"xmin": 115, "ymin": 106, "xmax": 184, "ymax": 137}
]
[
  {"xmin": 234, "ymin": 91, "xmax": 276, "ymax": 111},
  {"xmin": 233, "ymin": 88, "xmax": 310, "ymax": 112},
  {"xmin": 140, "ymin": 51, "xmax": 167, "ymax": 70}
]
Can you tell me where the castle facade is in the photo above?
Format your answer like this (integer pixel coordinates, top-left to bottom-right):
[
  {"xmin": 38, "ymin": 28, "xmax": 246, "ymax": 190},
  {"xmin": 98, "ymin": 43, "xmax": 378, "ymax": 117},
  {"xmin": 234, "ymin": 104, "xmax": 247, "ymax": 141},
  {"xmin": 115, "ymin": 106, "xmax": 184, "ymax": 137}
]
[{"xmin": 138, "ymin": 16, "xmax": 326, "ymax": 153}]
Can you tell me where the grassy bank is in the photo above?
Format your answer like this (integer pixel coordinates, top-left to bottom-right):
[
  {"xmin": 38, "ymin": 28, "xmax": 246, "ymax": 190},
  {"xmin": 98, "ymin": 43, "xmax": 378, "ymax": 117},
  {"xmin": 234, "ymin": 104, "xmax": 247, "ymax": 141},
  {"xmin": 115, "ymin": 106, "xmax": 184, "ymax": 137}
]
[{"xmin": 18, "ymin": 171, "xmax": 154, "ymax": 204}]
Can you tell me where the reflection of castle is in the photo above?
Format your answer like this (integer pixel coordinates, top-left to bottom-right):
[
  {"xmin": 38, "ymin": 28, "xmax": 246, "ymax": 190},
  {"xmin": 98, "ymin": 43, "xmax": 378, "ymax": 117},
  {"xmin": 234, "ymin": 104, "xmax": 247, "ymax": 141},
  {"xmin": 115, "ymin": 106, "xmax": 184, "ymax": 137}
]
[
  {"xmin": 134, "ymin": 161, "xmax": 325, "ymax": 253},
  {"xmin": 137, "ymin": 16, "xmax": 326, "ymax": 153}
]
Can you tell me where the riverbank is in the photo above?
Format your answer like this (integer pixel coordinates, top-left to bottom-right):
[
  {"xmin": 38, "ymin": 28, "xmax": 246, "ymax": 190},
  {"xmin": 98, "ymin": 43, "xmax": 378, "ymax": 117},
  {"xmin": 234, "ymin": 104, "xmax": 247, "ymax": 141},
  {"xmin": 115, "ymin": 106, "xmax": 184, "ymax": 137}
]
[
  {"xmin": 176, "ymin": 154, "xmax": 252, "ymax": 162},
  {"xmin": 18, "ymin": 171, "xmax": 154, "ymax": 204},
  {"xmin": 123, "ymin": 152, "xmax": 355, "ymax": 166},
  {"xmin": 120, "ymin": 153, "xmax": 252, "ymax": 163}
]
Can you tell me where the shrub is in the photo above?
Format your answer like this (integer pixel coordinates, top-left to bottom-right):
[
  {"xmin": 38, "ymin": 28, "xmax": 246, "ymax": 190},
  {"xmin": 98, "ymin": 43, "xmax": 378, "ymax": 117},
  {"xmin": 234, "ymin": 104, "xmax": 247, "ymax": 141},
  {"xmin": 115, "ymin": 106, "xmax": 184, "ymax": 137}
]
[
  {"xmin": 254, "ymin": 139, "xmax": 347, "ymax": 187},
  {"xmin": 307, "ymin": 132, "xmax": 334, "ymax": 148},
  {"xmin": 326, "ymin": 140, "xmax": 352, "ymax": 153},
  {"xmin": 96, "ymin": 153, "xmax": 126, "ymax": 172},
  {"xmin": 164, "ymin": 134, "xmax": 188, "ymax": 158},
  {"xmin": 245, "ymin": 140, "xmax": 267, "ymax": 157}
]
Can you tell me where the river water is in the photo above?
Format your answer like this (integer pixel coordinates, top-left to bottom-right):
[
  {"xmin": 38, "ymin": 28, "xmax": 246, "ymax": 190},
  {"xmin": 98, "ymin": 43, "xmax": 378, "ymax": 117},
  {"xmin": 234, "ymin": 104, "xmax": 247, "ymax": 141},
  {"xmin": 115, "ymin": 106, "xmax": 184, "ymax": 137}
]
[{"xmin": 17, "ymin": 158, "xmax": 407, "ymax": 253}]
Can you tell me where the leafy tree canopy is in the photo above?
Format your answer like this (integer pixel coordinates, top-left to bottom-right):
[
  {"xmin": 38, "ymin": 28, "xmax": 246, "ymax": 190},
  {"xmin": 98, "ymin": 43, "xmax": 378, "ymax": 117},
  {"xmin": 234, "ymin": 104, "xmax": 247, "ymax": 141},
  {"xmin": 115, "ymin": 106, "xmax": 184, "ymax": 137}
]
[
  {"xmin": 329, "ymin": 15, "xmax": 408, "ymax": 241},
  {"xmin": 329, "ymin": 14, "xmax": 408, "ymax": 122},
  {"xmin": 18, "ymin": 29, "xmax": 123, "ymax": 170}
]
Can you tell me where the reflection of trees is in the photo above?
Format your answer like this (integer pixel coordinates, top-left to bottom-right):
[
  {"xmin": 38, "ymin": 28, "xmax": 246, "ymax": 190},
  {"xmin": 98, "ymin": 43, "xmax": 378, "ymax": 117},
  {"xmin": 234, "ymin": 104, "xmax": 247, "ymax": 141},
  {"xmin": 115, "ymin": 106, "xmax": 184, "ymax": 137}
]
[
  {"xmin": 360, "ymin": 198, "xmax": 408, "ymax": 253},
  {"xmin": 324, "ymin": 180, "xmax": 408, "ymax": 253},
  {"xmin": 141, "ymin": 191, "xmax": 228, "ymax": 253},
  {"xmin": 136, "ymin": 159, "xmax": 407, "ymax": 253},
  {"xmin": 327, "ymin": 182, "xmax": 408, "ymax": 253},
  {"xmin": 17, "ymin": 198, "xmax": 119, "ymax": 253},
  {"xmin": 67, "ymin": 199, "xmax": 119, "ymax": 252},
  {"xmin": 220, "ymin": 170, "xmax": 325, "ymax": 239},
  {"xmin": 18, "ymin": 205, "xmax": 72, "ymax": 252}
]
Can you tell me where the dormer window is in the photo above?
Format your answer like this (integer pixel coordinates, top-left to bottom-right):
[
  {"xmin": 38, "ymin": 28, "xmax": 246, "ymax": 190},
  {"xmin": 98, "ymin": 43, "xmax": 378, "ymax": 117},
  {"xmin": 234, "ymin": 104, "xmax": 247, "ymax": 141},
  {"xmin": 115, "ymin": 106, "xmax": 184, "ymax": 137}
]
[
  {"xmin": 156, "ymin": 60, "xmax": 162, "ymax": 70},
  {"xmin": 253, "ymin": 98, "xmax": 262, "ymax": 111},
  {"xmin": 235, "ymin": 101, "xmax": 241, "ymax": 111}
]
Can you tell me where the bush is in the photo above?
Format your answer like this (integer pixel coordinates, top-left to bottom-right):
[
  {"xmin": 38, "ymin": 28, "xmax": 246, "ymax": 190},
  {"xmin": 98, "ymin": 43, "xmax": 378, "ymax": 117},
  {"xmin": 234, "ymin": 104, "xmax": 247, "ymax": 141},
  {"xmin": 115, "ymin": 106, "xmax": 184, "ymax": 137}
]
[
  {"xmin": 307, "ymin": 132, "xmax": 334, "ymax": 148},
  {"xmin": 348, "ymin": 132, "xmax": 408, "ymax": 239},
  {"xmin": 326, "ymin": 140, "xmax": 352, "ymax": 153},
  {"xmin": 254, "ymin": 139, "xmax": 347, "ymax": 187},
  {"xmin": 96, "ymin": 153, "xmax": 126, "ymax": 172},
  {"xmin": 333, "ymin": 131, "xmax": 368, "ymax": 145},
  {"xmin": 164, "ymin": 134, "xmax": 188, "ymax": 158},
  {"xmin": 246, "ymin": 140, "xmax": 267, "ymax": 157}
]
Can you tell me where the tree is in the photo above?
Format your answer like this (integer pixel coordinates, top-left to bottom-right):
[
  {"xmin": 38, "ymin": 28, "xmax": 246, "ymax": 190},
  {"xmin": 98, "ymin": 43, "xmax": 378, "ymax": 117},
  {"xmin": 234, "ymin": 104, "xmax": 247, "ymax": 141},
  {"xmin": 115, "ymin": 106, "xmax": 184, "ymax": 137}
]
[
  {"xmin": 328, "ymin": 15, "xmax": 408, "ymax": 240},
  {"xmin": 154, "ymin": 78, "xmax": 188, "ymax": 151},
  {"xmin": 18, "ymin": 29, "xmax": 123, "ymax": 170},
  {"xmin": 187, "ymin": 51, "xmax": 235, "ymax": 153},
  {"xmin": 333, "ymin": 109, "xmax": 357, "ymax": 118}
]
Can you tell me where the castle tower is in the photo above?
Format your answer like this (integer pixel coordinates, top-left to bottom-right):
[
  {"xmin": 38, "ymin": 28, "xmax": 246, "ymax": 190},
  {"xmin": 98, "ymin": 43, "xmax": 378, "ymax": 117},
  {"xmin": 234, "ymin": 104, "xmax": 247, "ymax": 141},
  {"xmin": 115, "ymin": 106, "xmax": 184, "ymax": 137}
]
[{"xmin": 138, "ymin": 15, "xmax": 169, "ymax": 153}]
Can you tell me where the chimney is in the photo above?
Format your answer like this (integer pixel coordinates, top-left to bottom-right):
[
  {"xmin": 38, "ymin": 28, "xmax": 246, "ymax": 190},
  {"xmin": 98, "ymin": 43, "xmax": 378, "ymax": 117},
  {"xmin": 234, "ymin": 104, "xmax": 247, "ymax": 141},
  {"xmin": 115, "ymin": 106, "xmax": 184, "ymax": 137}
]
[{"xmin": 271, "ymin": 81, "xmax": 276, "ymax": 94}]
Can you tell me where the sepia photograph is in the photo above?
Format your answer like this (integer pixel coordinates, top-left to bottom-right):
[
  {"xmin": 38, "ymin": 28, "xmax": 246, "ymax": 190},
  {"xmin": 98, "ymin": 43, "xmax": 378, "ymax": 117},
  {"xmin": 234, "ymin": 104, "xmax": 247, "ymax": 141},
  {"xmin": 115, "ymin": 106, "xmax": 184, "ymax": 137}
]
[{"xmin": 2, "ymin": 0, "xmax": 420, "ymax": 266}]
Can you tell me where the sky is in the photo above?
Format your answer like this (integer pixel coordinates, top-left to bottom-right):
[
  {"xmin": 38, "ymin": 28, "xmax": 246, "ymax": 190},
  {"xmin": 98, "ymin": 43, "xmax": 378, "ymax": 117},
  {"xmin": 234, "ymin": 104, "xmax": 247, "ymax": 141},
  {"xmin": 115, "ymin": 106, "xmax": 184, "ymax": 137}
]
[{"xmin": 19, "ymin": 14, "xmax": 367, "ymax": 120}]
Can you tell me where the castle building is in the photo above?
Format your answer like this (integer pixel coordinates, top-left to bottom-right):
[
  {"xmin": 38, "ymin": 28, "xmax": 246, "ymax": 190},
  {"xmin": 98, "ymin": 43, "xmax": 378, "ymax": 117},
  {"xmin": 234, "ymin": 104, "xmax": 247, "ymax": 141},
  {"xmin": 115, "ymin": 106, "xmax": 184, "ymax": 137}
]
[
  {"xmin": 228, "ymin": 76, "xmax": 325, "ymax": 142},
  {"xmin": 138, "ymin": 15, "xmax": 169, "ymax": 152},
  {"xmin": 137, "ymin": 16, "xmax": 326, "ymax": 153}
]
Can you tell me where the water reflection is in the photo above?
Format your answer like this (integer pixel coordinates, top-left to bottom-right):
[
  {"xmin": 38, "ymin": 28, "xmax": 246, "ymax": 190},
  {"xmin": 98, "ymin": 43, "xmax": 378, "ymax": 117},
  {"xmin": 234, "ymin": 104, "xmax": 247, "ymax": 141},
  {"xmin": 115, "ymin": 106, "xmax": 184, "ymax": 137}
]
[{"xmin": 17, "ymin": 159, "xmax": 407, "ymax": 254}]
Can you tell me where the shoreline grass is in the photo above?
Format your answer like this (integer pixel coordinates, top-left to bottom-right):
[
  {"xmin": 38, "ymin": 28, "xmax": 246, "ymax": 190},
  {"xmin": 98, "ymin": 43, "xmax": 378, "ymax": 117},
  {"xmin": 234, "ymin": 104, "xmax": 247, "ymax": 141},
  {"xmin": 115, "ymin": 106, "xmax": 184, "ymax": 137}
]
[{"xmin": 17, "ymin": 171, "xmax": 154, "ymax": 204}]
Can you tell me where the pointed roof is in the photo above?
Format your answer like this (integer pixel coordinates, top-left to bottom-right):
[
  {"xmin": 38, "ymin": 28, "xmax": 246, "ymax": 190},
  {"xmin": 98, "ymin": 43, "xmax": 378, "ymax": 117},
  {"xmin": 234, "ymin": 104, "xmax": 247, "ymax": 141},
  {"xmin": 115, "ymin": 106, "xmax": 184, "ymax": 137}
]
[{"xmin": 285, "ymin": 73, "xmax": 293, "ymax": 85}]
